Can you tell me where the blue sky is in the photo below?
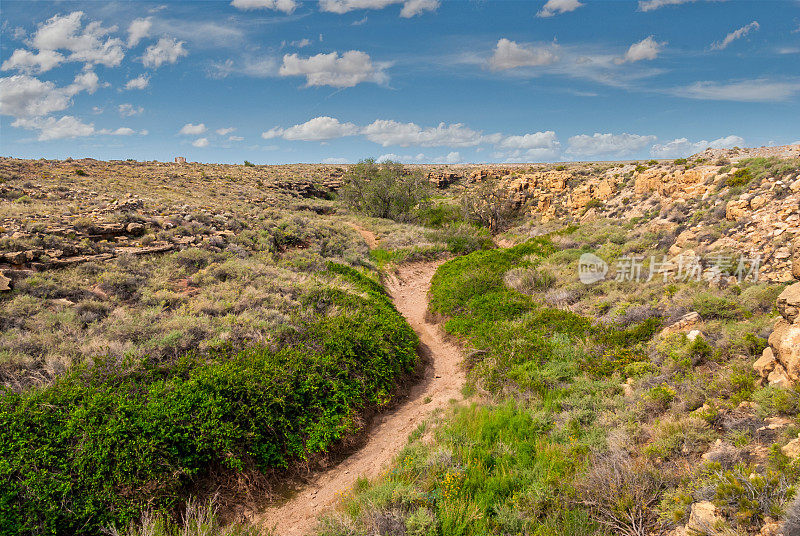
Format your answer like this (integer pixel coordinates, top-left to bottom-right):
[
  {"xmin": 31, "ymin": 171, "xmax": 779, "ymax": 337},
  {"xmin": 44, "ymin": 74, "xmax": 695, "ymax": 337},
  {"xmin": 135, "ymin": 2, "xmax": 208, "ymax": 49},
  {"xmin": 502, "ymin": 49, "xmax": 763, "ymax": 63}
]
[{"xmin": 1, "ymin": 0, "xmax": 799, "ymax": 164}]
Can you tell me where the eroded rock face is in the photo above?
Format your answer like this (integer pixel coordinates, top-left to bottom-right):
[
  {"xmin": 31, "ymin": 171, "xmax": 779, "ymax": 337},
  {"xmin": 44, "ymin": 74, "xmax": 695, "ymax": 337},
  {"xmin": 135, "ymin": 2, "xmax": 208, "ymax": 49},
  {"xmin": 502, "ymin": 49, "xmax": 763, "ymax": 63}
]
[
  {"xmin": 769, "ymin": 319, "xmax": 800, "ymax": 383},
  {"xmin": 755, "ymin": 282, "xmax": 800, "ymax": 387},
  {"xmin": 779, "ymin": 283, "xmax": 800, "ymax": 324}
]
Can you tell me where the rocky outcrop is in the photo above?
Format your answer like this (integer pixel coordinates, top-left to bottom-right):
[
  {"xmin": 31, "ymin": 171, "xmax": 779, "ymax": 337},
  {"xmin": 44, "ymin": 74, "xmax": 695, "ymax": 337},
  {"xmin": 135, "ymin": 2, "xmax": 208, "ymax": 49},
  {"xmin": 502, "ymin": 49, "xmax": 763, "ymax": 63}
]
[
  {"xmin": 686, "ymin": 501, "xmax": 723, "ymax": 535},
  {"xmin": 756, "ymin": 283, "xmax": 800, "ymax": 386}
]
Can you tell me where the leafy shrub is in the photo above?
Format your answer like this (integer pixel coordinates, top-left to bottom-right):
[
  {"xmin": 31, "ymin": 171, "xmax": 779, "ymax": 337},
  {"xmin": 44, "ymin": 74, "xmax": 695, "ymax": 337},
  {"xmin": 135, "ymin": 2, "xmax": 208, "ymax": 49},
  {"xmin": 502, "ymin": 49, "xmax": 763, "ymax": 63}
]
[
  {"xmin": 0, "ymin": 263, "xmax": 418, "ymax": 535},
  {"xmin": 713, "ymin": 465, "xmax": 795, "ymax": 525},
  {"xmin": 727, "ymin": 168, "xmax": 753, "ymax": 188},
  {"xmin": 243, "ymin": 160, "xmax": 255, "ymax": 167},
  {"xmin": 692, "ymin": 293, "xmax": 749, "ymax": 321},
  {"xmin": 338, "ymin": 159, "xmax": 430, "ymax": 222},
  {"xmin": 75, "ymin": 169, "xmax": 88, "ymax": 176},
  {"xmin": 673, "ymin": 158, "xmax": 687, "ymax": 166}
]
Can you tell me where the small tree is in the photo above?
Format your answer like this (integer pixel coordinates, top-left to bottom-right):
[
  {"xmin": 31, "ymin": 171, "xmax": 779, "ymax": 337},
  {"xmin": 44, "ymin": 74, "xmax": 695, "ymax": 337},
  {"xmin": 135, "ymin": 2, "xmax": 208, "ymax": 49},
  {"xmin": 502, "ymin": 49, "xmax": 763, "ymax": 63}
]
[
  {"xmin": 460, "ymin": 181, "xmax": 518, "ymax": 233},
  {"xmin": 338, "ymin": 159, "xmax": 430, "ymax": 222}
]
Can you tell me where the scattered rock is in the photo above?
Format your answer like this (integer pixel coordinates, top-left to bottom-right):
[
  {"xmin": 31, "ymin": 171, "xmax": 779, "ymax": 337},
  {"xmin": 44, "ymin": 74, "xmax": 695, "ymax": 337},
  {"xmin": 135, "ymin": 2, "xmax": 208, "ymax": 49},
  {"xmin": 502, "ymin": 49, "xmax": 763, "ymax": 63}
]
[
  {"xmin": 777, "ymin": 282, "xmax": 800, "ymax": 324},
  {"xmin": 686, "ymin": 501, "xmax": 722, "ymax": 535},
  {"xmin": 0, "ymin": 270, "xmax": 10, "ymax": 291},
  {"xmin": 781, "ymin": 435, "xmax": 800, "ymax": 459},
  {"xmin": 660, "ymin": 312, "xmax": 701, "ymax": 337}
]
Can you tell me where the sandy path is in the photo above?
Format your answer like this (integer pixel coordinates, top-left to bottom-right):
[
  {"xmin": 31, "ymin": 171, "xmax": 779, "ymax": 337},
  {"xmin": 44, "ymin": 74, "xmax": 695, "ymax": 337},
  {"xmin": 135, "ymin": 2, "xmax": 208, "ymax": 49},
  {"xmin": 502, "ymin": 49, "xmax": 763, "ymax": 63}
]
[{"xmin": 256, "ymin": 233, "xmax": 464, "ymax": 535}]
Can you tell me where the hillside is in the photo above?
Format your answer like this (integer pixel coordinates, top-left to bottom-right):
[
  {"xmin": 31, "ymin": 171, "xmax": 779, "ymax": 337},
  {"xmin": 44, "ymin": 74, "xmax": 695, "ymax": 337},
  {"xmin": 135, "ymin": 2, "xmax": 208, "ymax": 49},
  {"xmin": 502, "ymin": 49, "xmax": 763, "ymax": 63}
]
[{"xmin": 0, "ymin": 147, "xmax": 798, "ymax": 536}]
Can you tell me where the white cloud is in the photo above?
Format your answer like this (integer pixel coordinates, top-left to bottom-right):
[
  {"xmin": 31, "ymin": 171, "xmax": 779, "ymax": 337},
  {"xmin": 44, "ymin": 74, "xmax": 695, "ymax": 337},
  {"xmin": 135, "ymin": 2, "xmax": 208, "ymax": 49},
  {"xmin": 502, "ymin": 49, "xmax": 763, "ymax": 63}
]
[
  {"xmin": 616, "ymin": 36, "xmax": 665, "ymax": 63},
  {"xmin": 537, "ymin": 0, "xmax": 584, "ymax": 18},
  {"xmin": 127, "ymin": 18, "xmax": 152, "ymax": 47},
  {"xmin": 142, "ymin": 37, "xmax": 187, "ymax": 68},
  {"xmin": 1, "ymin": 49, "xmax": 64, "ymax": 73},
  {"xmin": 180, "ymin": 123, "xmax": 207, "ymax": 135},
  {"xmin": 0, "ymin": 75, "xmax": 72, "ymax": 117},
  {"xmin": 124, "ymin": 74, "xmax": 150, "ymax": 90},
  {"xmin": 291, "ymin": 38, "xmax": 312, "ymax": 48},
  {"xmin": 323, "ymin": 157, "xmax": 351, "ymax": 164},
  {"xmin": 566, "ymin": 132, "xmax": 657, "ymax": 157},
  {"xmin": 363, "ymin": 119, "xmax": 487, "ymax": 147},
  {"xmin": 230, "ymin": 0, "xmax": 298, "ymax": 13},
  {"xmin": 495, "ymin": 131, "xmax": 561, "ymax": 160},
  {"xmin": 67, "ymin": 70, "xmax": 100, "ymax": 95},
  {"xmin": 433, "ymin": 151, "xmax": 462, "ymax": 164},
  {"xmin": 267, "ymin": 116, "xmax": 360, "ymax": 141},
  {"xmin": 489, "ymin": 39, "xmax": 559, "ymax": 71},
  {"xmin": 399, "ymin": 0, "xmax": 440, "ymax": 17},
  {"xmin": 228, "ymin": 135, "xmax": 244, "ymax": 141},
  {"xmin": 638, "ymin": 0, "xmax": 696, "ymax": 11},
  {"xmin": 118, "ymin": 103, "xmax": 143, "ymax": 117},
  {"xmin": 192, "ymin": 137, "xmax": 209, "ymax": 147},
  {"xmin": 318, "ymin": 0, "xmax": 439, "ymax": 17},
  {"xmin": 279, "ymin": 50, "xmax": 389, "ymax": 87},
  {"xmin": 216, "ymin": 127, "xmax": 236, "ymax": 135},
  {"xmin": 675, "ymin": 79, "xmax": 800, "ymax": 102},
  {"xmin": 650, "ymin": 135, "xmax": 744, "ymax": 158},
  {"xmin": 261, "ymin": 127, "xmax": 285, "ymax": 139},
  {"xmin": 711, "ymin": 21, "xmax": 759, "ymax": 51},
  {"xmin": 11, "ymin": 115, "xmax": 95, "ymax": 141},
  {"xmin": 110, "ymin": 127, "xmax": 136, "ymax": 136},
  {"xmin": 31, "ymin": 11, "xmax": 125, "ymax": 68}
]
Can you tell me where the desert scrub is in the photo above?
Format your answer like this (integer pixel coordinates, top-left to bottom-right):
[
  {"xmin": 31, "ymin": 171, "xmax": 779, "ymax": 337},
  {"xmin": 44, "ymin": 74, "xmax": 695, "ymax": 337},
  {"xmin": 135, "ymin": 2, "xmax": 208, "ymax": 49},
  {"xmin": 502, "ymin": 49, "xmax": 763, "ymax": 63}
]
[
  {"xmin": 0, "ymin": 263, "xmax": 418, "ymax": 535},
  {"xmin": 323, "ymin": 402, "xmax": 601, "ymax": 536}
]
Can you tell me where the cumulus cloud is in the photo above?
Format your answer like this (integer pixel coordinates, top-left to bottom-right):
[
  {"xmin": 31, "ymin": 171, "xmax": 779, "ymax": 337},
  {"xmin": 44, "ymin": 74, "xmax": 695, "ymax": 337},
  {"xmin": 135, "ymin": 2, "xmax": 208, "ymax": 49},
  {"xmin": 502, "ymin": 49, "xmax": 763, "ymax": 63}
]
[
  {"xmin": 566, "ymin": 132, "xmax": 657, "ymax": 158},
  {"xmin": 495, "ymin": 131, "xmax": 561, "ymax": 161},
  {"xmin": 118, "ymin": 103, "xmax": 143, "ymax": 117},
  {"xmin": 537, "ymin": 0, "xmax": 584, "ymax": 18},
  {"xmin": 216, "ymin": 127, "xmax": 236, "ymax": 135},
  {"xmin": 650, "ymin": 135, "xmax": 745, "ymax": 158},
  {"xmin": 674, "ymin": 79, "xmax": 800, "ymax": 102},
  {"xmin": 711, "ymin": 21, "xmax": 759, "ymax": 51},
  {"xmin": 616, "ymin": 36, "xmax": 665, "ymax": 63},
  {"xmin": 127, "ymin": 18, "xmax": 152, "ymax": 47},
  {"xmin": 363, "ymin": 120, "xmax": 487, "ymax": 147},
  {"xmin": 230, "ymin": 0, "xmax": 298, "ymax": 13},
  {"xmin": 142, "ymin": 37, "xmax": 187, "ymax": 68},
  {"xmin": 179, "ymin": 123, "xmax": 207, "ymax": 135},
  {"xmin": 1, "ymin": 49, "xmax": 64, "ymax": 74},
  {"xmin": 11, "ymin": 115, "xmax": 95, "ymax": 141},
  {"xmin": 0, "ymin": 74, "xmax": 96, "ymax": 118},
  {"xmin": 263, "ymin": 116, "xmax": 360, "ymax": 141},
  {"xmin": 279, "ymin": 50, "xmax": 389, "ymax": 87},
  {"xmin": 124, "ymin": 74, "xmax": 150, "ymax": 90},
  {"xmin": 489, "ymin": 39, "xmax": 559, "ymax": 71},
  {"xmin": 192, "ymin": 137, "xmax": 209, "ymax": 147},
  {"xmin": 318, "ymin": 0, "xmax": 440, "ymax": 17},
  {"xmin": 30, "ymin": 11, "xmax": 125, "ymax": 68}
]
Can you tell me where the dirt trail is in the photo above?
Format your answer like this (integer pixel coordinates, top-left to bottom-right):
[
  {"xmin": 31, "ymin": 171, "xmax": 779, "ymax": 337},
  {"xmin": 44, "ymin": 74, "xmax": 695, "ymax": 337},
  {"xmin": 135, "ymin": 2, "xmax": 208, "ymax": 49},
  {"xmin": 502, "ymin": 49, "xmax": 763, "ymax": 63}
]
[{"xmin": 256, "ymin": 229, "xmax": 464, "ymax": 535}]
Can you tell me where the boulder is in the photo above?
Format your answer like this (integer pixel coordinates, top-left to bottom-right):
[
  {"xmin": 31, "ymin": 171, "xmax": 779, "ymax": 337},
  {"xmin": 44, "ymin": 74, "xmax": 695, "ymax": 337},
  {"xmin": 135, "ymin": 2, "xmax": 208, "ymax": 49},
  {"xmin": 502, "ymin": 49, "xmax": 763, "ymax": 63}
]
[
  {"xmin": 660, "ymin": 312, "xmax": 701, "ymax": 337},
  {"xmin": 126, "ymin": 222, "xmax": 145, "ymax": 235},
  {"xmin": 726, "ymin": 199, "xmax": 750, "ymax": 221},
  {"xmin": 781, "ymin": 434, "xmax": 800, "ymax": 459},
  {"xmin": 777, "ymin": 283, "xmax": 800, "ymax": 323},
  {"xmin": 686, "ymin": 501, "xmax": 722, "ymax": 535},
  {"xmin": 754, "ymin": 347, "xmax": 777, "ymax": 378},
  {"xmin": 769, "ymin": 319, "xmax": 800, "ymax": 382},
  {"xmin": 0, "ymin": 270, "xmax": 10, "ymax": 291}
]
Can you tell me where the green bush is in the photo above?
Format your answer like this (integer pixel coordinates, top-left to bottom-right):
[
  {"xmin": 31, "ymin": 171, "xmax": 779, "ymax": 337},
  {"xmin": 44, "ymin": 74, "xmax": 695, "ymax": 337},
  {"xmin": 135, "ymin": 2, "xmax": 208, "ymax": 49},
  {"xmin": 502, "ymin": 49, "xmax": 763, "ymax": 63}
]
[
  {"xmin": 727, "ymin": 168, "xmax": 753, "ymax": 188},
  {"xmin": 338, "ymin": 159, "xmax": 430, "ymax": 222},
  {"xmin": 0, "ymin": 263, "xmax": 418, "ymax": 535}
]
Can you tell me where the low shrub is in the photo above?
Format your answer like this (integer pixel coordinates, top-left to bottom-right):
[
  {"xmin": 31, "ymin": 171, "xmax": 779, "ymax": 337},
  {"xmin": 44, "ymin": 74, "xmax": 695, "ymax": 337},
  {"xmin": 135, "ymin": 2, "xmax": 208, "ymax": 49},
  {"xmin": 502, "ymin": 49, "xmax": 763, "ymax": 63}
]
[{"xmin": 0, "ymin": 263, "xmax": 418, "ymax": 535}]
